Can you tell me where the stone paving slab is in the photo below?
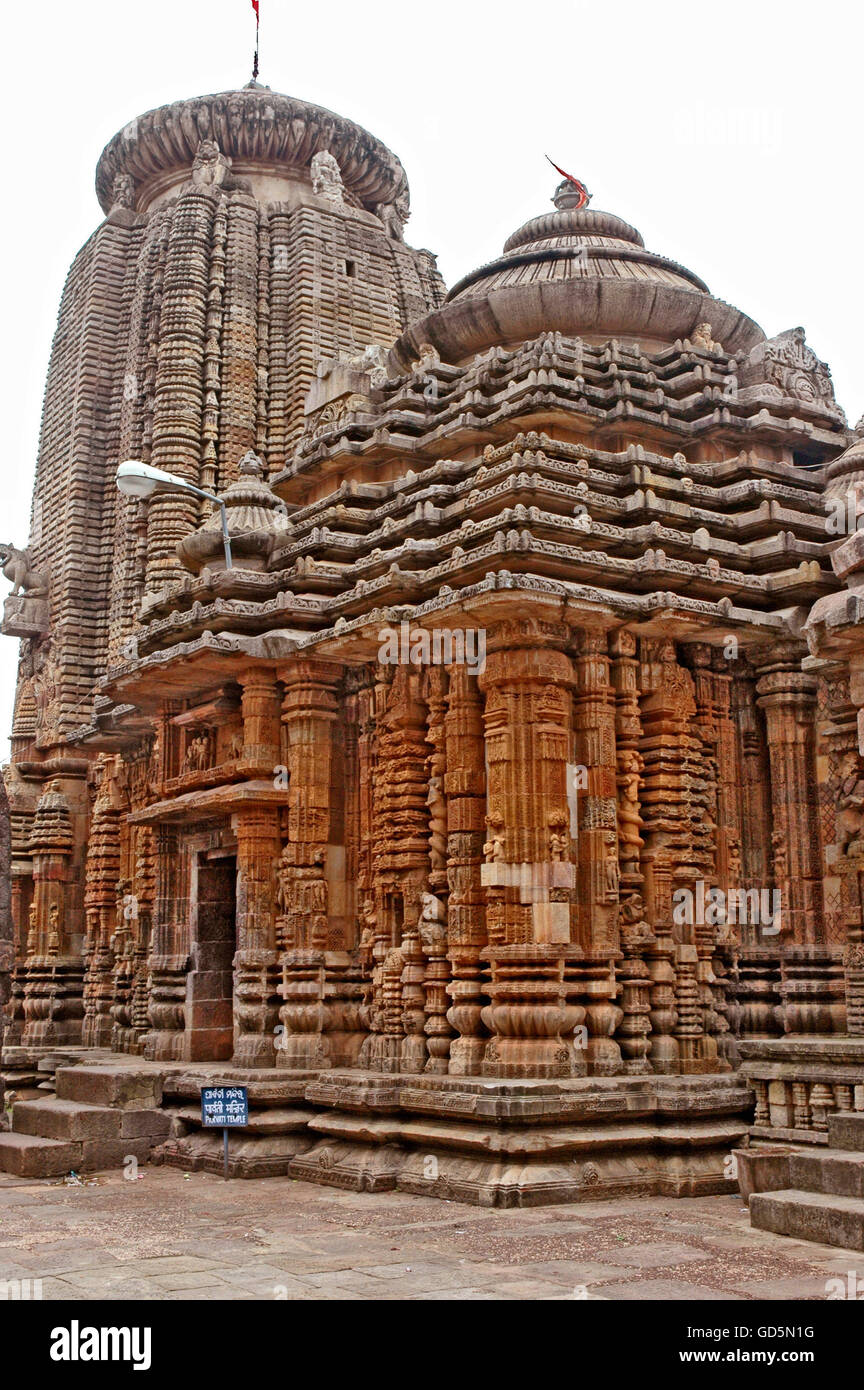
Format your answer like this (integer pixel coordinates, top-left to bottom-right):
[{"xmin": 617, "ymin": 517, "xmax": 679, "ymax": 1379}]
[{"xmin": 0, "ymin": 1165, "xmax": 861, "ymax": 1301}]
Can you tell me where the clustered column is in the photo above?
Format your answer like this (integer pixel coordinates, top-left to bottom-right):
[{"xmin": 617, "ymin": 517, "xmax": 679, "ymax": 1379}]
[{"xmin": 233, "ymin": 666, "xmax": 283, "ymax": 1067}]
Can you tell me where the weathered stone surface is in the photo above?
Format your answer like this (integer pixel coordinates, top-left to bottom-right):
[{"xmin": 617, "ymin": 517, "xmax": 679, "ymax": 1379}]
[
  {"xmin": 750, "ymin": 1190, "xmax": 864, "ymax": 1251},
  {"xmin": 0, "ymin": 1131, "xmax": 82, "ymax": 1177},
  {"xmin": 2, "ymin": 77, "xmax": 864, "ymax": 1217},
  {"xmin": 55, "ymin": 1065, "xmax": 163, "ymax": 1110},
  {"xmin": 739, "ymin": 1084, "xmax": 864, "ymax": 1249}
]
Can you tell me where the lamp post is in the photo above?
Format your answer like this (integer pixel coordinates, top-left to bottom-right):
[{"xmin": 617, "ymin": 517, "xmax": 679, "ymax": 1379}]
[{"xmin": 115, "ymin": 461, "xmax": 233, "ymax": 570}]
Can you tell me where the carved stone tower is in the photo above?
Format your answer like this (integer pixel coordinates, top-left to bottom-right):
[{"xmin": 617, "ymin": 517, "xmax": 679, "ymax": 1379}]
[{"xmin": 1, "ymin": 83, "xmax": 443, "ymax": 1057}]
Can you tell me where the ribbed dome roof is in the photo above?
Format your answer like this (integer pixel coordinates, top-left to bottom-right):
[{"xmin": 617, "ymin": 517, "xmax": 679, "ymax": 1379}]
[
  {"xmin": 448, "ymin": 194, "xmax": 709, "ymax": 303},
  {"xmin": 95, "ymin": 84, "xmax": 409, "ymax": 215},
  {"xmin": 389, "ymin": 181, "xmax": 764, "ymax": 370}
]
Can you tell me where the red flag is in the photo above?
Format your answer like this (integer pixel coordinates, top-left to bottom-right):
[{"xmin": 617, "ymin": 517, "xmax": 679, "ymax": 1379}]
[
  {"xmin": 252, "ymin": 1, "xmax": 259, "ymax": 17},
  {"xmin": 544, "ymin": 155, "xmax": 591, "ymax": 210}
]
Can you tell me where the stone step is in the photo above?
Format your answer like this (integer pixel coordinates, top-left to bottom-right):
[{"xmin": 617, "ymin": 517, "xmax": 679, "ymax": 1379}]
[
  {"xmin": 750, "ymin": 1189, "xmax": 864, "ymax": 1252},
  {"xmin": 13, "ymin": 1098, "xmax": 123, "ymax": 1141},
  {"xmin": 790, "ymin": 1148, "xmax": 864, "ymax": 1200},
  {"xmin": 734, "ymin": 1146, "xmax": 793, "ymax": 1202},
  {"xmin": 0, "ymin": 1131, "xmax": 83, "ymax": 1178},
  {"xmin": 828, "ymin": 1113, "xmax": 864, "ymax": 1152},
  {"xmin": 55, "ymin": 1065, "xmax": 162, "ymax": 1110}
]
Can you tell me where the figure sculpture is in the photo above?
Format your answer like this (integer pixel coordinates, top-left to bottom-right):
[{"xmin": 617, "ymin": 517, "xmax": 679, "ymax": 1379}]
[
  {"xmin": 190, "ymin": 139, "xmax": 251, "ymax": 194},
  {"xmin": 310, "ymin": 149, "xmax": 344, "ymax": 204},
  {"xmin": 418, "ymin": 891, "xmax": 447, "ymax": 954},
  {"xmin": 0, "ymin": 544, "xmax": 49, "ymax": 597}
]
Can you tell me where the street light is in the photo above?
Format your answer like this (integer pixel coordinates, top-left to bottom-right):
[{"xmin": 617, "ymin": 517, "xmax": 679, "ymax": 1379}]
[{"xmin": 115, "ymin": 461, "xmax": 233, "ymax": 569}]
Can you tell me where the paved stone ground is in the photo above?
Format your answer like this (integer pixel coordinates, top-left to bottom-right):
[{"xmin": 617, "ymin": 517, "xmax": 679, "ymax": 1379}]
[{"xmin": 0, "ymin": 1166, "xmax": 860, "ymax": 1301}]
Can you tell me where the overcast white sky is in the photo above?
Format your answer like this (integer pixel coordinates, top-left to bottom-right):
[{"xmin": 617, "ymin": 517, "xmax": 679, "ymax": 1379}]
[{"xmin": 1, "ymin": 0, "xmax": 862, "ymax": 758}]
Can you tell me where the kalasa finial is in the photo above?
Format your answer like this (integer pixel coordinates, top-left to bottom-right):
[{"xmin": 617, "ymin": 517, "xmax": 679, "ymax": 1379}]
[{"xmin": 545, "ymin": 154, "xmax": 591, "ymax": 210}]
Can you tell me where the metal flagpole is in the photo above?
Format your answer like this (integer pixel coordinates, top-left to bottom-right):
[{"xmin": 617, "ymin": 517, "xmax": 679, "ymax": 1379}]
[{"xmin": 252, "ymin": 0, "xmax": 260, "ymax": 81}]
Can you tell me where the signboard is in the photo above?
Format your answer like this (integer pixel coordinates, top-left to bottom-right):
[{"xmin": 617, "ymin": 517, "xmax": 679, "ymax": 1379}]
[
  {"xmin": 201, "ymin": 1085, "xmax": 248, "ymax": 1127},
  {"xmin": 201, "ymin": 1086, "xmax": 248, "ymax": 1179}
]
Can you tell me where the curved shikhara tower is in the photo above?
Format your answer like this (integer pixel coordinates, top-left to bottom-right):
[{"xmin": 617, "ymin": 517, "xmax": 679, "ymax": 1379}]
[
  {"xmin": 2, "ymin": 81, "xmax": 864, "ymax": 1209},
  {"xmin": 22, "ymin": 85, "xmax": 443, "ymax": 706}
]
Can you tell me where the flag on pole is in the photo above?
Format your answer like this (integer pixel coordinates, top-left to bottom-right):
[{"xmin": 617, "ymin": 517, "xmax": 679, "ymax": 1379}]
[
  {"xmin": 251, "ymin": 0, "xmax": 260, "ymax": 80},
  {"xmin": 544, "ymin": 155, "xmax": 591, "ymax": 210}
]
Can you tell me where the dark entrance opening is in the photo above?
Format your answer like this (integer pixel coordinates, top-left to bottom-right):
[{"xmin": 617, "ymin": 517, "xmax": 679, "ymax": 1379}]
[{"xmin": 187, "ymin": 854, "xmax": 236, "ymax": 1061}]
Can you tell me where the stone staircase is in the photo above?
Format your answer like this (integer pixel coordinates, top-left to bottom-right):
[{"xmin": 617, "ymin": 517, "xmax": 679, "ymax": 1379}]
[
  {"xmin": 0, "ymin": 1064, "xmax": 171, "ymax": 1178},
  {"xmin": 736, "ymin": 1113, "xmax": 864, "ymax": 1252}
]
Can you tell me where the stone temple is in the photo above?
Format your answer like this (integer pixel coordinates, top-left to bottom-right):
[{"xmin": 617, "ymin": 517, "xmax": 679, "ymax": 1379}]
[{"xmin": 2, "ymin": 80, "xmax": 864, "ymax": 1233}]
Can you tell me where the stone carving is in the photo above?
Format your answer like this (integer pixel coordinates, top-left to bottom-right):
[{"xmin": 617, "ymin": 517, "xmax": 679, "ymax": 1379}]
[
  {"xmin": 47, "ymin": 904, "xmax": 62, "ymax": 957},
  {"xmin": 603, "ymin": 832, "xmax": 619, "ymax": 900},
  {"xmin": 426, "ymin": 775, "xmax": 447, "ymax": 871},
  {"xmin": 549, "ymin": 812, "xmax": 568, "ymax": 861},
  {"xmin": 0, "ymin": 544, "xmax": 49, "ymax": 596},
  {"xmin": 358, "ymin": 897, "xmax": 376, "ymax": 963},
  {"xmin": 110, "ymin": 172, "xmax": 135, "ymax": 210},
  {"xmin": 410, "ymin": 342, "xmax": 440, "ymax": 373},
  {"xmin": 616, "ymin": 748, "xmax": 643, "ymax": 859},
  {"xmin": 375, "ymin": 191, "xmax": 409, "ymax": 240},
  {"xmin": 619, "ymin": 893, "xmax": 654, "ymax": 951},
  {"xmin": 189, "ymin": 138, "xmax": 252, "ymax": 194},
  {"xmin": 418, "ymin": 891, "xmax": 447, "ymax": 953},
  {"xmin": 483, "ymin": 813, "xmax": 505, "ymax": 863},
  {"xmin": 181, "ymin": 730, "xmax": 212, "ymax": 773},
  {"xmin": 690, "ymin": 322, "xmax": 722, "ymax": 353},
  {"xmin": 310, "ymin": 149, "xmax": 344, "ymax": 205},
  {"xmin": 744, "ymin": 326, "xmax": 836, "ymax": 406},
  {"xmin": 837, "ymin": 752, "xmax": 864, "ymax": 857}
]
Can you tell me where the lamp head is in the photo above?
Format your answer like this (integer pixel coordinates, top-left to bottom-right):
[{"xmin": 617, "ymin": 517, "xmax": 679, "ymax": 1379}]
[{"xmin": 115, "ymin": 461, "xmax": 190, "ymax": 499}]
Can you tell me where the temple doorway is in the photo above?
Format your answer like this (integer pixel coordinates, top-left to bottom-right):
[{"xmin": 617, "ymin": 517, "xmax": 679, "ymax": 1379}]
[{"xmin": 187, "ymin": 852, "xmax": 236, "ymax": 1061}]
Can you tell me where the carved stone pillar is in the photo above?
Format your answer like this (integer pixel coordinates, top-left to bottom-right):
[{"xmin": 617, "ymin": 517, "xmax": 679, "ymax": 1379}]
[
  {"xmin": 22, "ymin": 781, "xmax": 83, "ymax": 1048},
  {"xmin": 239, "ymin": 664, "xmax": 282, "ymax": 771},
  {"xmin": 732, "ymin": 659, "xmax": 772, "ymax": 903},
  {"xmin": 234, "ymin": 805, "xmax": 281, "ymax": 1067},
  {"xmin": 230, "ymin": 667, "xmax": 282, "ymax": 1066},
  {"xmin": 422, "ymin": 667, "xmax": 453, "ymax": 1072},
  {"xmin": 443, "ymin": 665, "xmax": 488, "ymax": 1075},
  {"xmin": 477, "ymin": 620, "xmax": 583, "ymax": 1078},
  {"xmin": 276, "ymin": 659, "xmax": 349, "ymax": 1069},
  {"xmin": 570, "ymin": 627, "xmax": 622, "ymax": 1075},
  {"xmin": 639, "ymin": 640, "xmax": 702, "ymax": 1072},
  {"xmin": 359, "ymin": 663, "xmax": 430, "ymax": 1074},
  {"xmin": 681, "ymin": 644, "xmax": 728, "ymax": 1071},
  {"xmin": 754, "ymin": 643, "xmax": 823, "ymax": 946},
  {"xmin": 144, "ymin": 825, "xmax": 188, "ymax": 1061},
  {"xmin": 128, "ymin": 746, "xmax": 157, "ymax": 1054},
  {"xmin": 610, "ymin": 628, "xmax": 651, "ymax": 1073},
  {"xmin": 822, "ymin": 660, "xmax": 864, "ymax": 1035},
  {"xmin": 82, "ymin": 756, "xmax": 123, "ymax": 1047}
]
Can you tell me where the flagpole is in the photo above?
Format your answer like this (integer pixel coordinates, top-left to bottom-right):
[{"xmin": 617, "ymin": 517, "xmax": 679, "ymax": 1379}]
[{"xmin": 252, "ymin": 2, "xmax": 260, "ymax": 82}]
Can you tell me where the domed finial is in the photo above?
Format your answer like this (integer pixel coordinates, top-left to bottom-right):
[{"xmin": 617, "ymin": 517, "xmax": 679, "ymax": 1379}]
[
  {"xmin": 545, "ymin": 155, "xmax": 591, "ymax": 211},
  {"xmin": 238, "ymin": 449, "xmax": 265, "ymax": 478}
]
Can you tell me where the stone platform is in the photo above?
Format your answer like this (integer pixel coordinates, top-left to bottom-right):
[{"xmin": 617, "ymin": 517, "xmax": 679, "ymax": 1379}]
[
  {"xmin": 1, "ymin": 1051, "xmax": 753, "ymax": 1206},
  {"xmin": 287, "ymin": 1070, "xmax": 751, "ymax": 1207}
]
